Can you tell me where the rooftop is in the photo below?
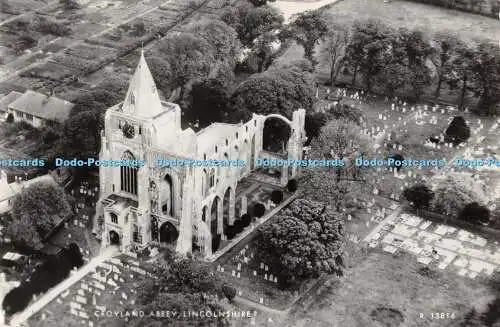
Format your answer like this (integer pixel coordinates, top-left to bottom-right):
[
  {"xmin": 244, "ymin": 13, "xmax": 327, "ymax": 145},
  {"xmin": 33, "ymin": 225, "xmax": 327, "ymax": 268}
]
[
  {"xmin": 8, "ymin": 91, "xmax": 74, "ymax": 123},
  {"xmin": 0, "ymin": 174, "xmax": 56, "ymax": 203},
  {"xmin": 0, "ymin": 91, "xmax": 23, "ymax": 112}
]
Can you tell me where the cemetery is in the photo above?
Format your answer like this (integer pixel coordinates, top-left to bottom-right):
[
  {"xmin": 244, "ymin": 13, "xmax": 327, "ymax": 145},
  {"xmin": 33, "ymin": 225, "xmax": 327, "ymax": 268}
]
[
  {"xmin": 287, "ymin": 250, "xmax": 496, "ymax": 327},
  {"xmin": 367, "ymin": 212, "xmax": 500, "ymax": 280},
  {"xmin": 27, "ymin": 254, "xmax": 155, "ymax": 327}
]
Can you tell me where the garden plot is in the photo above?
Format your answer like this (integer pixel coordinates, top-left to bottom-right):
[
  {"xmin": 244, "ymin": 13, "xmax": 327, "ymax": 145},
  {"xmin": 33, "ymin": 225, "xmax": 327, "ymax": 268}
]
[{"xmin": 369, "ymin": 213, "xmax": 500, "ymax": 279}]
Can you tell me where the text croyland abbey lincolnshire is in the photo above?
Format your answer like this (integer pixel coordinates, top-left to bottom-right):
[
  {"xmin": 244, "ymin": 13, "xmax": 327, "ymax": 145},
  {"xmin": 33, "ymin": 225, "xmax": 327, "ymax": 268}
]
[{"xmin": 93, "ymin": 310, "xmax": 257, "ymax": 319}]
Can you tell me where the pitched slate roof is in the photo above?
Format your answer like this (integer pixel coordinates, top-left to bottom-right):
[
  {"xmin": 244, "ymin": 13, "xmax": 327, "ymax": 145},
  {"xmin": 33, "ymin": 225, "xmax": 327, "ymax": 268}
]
[
  {"xmin": 0, "ymin": 91, "xmax": 23, "ymax": 112},
  {"xmin": 8, "ymin": 90, "xmax": 74, "ymax": 123}
]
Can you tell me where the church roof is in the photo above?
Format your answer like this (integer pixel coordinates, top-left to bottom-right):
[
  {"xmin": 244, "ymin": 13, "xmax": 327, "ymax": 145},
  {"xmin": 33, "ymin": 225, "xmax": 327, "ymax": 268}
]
[{"xmin": 121, "ymin": 51, "xmax": 164, "ymax": 118}]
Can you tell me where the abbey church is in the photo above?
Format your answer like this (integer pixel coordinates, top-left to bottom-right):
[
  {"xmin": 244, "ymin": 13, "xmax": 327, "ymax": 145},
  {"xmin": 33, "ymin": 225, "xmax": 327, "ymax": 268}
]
[{"xmin": 95, "ymin": 51, "xmax": 306, "ymax": 259}]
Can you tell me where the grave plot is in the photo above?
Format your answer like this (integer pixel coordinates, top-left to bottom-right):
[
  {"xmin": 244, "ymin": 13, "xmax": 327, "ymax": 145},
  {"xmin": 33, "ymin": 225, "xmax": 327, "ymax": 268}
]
[{"xmin": 368, "ymin": 213, "xmax": 500, "ymax": 280}]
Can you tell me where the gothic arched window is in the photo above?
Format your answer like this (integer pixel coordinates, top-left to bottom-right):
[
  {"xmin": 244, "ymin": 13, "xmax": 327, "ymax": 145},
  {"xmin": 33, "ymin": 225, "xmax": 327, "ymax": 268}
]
[
  {"xmin": 120, "ymin": 151, "xmax": 138, "ymax": 195},
  {"xmin": 209, "ymin": 168, "xmax": 215, "ymax": 188}
]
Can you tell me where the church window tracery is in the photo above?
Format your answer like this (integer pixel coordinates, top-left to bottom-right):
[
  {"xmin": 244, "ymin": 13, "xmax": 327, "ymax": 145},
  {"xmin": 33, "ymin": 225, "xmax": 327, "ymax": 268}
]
[{"xmin": 120, "ymin": 151, "xmax": 138, "ymax": 195}]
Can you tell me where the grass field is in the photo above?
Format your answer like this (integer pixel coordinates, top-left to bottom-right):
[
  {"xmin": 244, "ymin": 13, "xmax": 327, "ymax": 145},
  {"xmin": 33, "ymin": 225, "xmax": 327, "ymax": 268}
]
[
  {"xmin": 285, "ymin": 250, "xmax": 496, "ymax": 327},
  {"xmin": 323, "ymin": 0, "xmax": 500, "ymax": 43}
]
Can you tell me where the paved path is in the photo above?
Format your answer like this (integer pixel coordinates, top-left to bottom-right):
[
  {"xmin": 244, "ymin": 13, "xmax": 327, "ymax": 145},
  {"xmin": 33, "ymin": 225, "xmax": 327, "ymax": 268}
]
[
  {"xmin": 9, "ymin": 246, "xmax": 119, "ymax": 327},
  {"xmin": 234, "ymin": 296, "xmax": 288, "ymax": 317}
]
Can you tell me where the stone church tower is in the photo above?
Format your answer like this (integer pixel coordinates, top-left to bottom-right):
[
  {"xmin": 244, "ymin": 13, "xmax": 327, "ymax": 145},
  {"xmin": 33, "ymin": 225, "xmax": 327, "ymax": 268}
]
[{"xmin": 95, "ymin": 51, "xmax": 306, "ymax": 259}]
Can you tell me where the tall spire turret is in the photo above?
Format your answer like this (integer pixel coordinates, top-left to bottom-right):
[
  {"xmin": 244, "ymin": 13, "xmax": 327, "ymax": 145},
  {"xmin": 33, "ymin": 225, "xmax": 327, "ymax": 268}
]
[{"xmin": 122, "ymin": 50, "xmax": 163, "ymax": 117}]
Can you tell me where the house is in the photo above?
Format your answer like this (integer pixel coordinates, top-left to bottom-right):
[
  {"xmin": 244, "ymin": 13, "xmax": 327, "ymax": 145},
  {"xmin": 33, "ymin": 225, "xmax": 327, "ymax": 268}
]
[
  {"xmin": 0, "ymin": 170, "xmax": 57, "ymax": 214},
  {"xmin": 0, "ymin": 91, "xmax": 23, "ymax": 119},
  {"xmin": 7, "ymin": 90, "xmax": 74, "ymax": 128}
]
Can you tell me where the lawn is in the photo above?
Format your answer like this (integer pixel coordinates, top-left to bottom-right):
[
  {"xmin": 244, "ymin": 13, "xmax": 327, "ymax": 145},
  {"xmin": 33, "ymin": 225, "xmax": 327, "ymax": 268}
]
[
  {"xmin": 286, "ymin": 250, "xmax": 496, "ymax": 327},
  {"xmin": 323, "ymin": 0, "xmax": 500, "ymax": 43}
]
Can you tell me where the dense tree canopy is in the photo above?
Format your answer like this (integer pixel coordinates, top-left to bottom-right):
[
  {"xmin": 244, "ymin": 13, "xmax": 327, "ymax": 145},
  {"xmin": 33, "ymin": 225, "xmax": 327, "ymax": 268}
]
[
  {"xmin": 129, "ymin": 253, "xmax": 234, "ymax": 327},
  {"xmin": 7, "ymin": 182, "xmax": 72, "ymax": 249},
  {"xmin": 156, "ymin": 33, "xmax": 215, "ymax": 99},
  {"xmin": 256, "ymin": 198, "xmax": 346, "ymax": 285},
  {"xmin": 58, "ymin": 110, "xmax": 102, "ymax": 159},
  {"xmin": 431, "ymin": 176, "xmax": 481, "ymax": 217},
  {"xmin": 187, "ymin": 19, "xmax": 242, "ymax": 82},
  {"xmin": 231, "ymin": 67, "xmax": 315, "ymax": 118}
]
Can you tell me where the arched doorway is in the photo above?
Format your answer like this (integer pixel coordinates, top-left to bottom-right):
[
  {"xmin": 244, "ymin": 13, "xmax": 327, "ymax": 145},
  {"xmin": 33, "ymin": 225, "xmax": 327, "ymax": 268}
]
[
  {"xmin": 160, "ymin": 174, "xmax": 174, "ymax": 216},
  {"xmin": 159, "ymin": 222, "xmax": 179, "ymax": 244},
  {"xmin": 109, "ymin": 230, "xmax": 120, "ymax": 245}
]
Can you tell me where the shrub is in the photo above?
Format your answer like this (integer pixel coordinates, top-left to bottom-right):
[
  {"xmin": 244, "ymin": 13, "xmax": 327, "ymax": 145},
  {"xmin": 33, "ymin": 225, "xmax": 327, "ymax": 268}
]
[
  {"xmin": 253, "ymin": 203, "xmax": 266, "ymax": 218},
  {"xmin": 271, "ymin": 190, "xmax": 284, "ymax": 204},
  {"xmin": 225, "ymin": 225, "xmax": 236, "ymax": 239},
  {"xmin": 445, "ymin": 116, "xmax": 470, "ymax": 145},
  {"xmin": 403, "ymin": 184, "xmax": 434, "ymax": 208},
  {"xmin": 222, "ymin": 284, "xmax": 236, "ymax": 301},
  {"xmin": 286, "ymin": 179, "xmax": 298, "ymax": 192},
  {"xmin": 212, "ymin": 234, "xmax": 221, "ymax": 252},
  {"xmin": 241, "ymin": 213, "xmax": 252, "ymax": 227},
  {"xmin": 459, "ymin": 202, "xmax": 490, "ymax": 224},
  {"xmin": 233, "ymin": 220, "xmax": 244, "ymax": 234},
  {"xmin": 6, "ymin": 113, "xmax": 13, "ymax": 123}
]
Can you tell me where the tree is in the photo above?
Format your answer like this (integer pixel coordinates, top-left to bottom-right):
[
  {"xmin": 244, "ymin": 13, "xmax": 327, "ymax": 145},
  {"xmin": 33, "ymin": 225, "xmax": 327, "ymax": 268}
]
[
  {"xmin": 321, "ymin": 24, "xmax": 349, "ymax": 84},
  {"xmin": 431, "ymin": 177, "xmax": 479, "ymax": 217},
  {"xmin": 251, "ymin": 31, "xmax": 280, "ymax": 73},
  {"xmin": 403, "ymin": 184, "xmax": 434, "ymax": 208},
  {"xmin": 231, "ymin": 68, "xmax": 314, "ymax": 118},
  {"xmin": 301, "ymin": 119, "xmax": 371, "ymax": 211},
  {"xmin": 186, "ymin": 79, "xmax": 231, "ymax": 128},
  {"xmin": 187, "ymin": 19, "xmax": 242, "ymax": 81},
  {"xmin": 459, "ymin": 202, "xmax": 490, "ymax": 224},
  {"xmin": 446, "ymin": 40, "xmax": 476, "ymax": 109},
  {"xmin": 256, "ymin": 198, "xmax": 345, "ymax": 285},
  {"xmin": 7, "ymin": 182, "xmax": 72, "ymax": 249},
  {"xmin": 397, "ymin": 28, "xmax": 433, "ymax": 99},
  {"xmin": 431, "ymin": 32, "xmax": 461, "ymax": 98},
  {"xmin": 445, "ymin": 116, "xmax": 470, "ymax": 145},
  {"xmin": 157, "ymin": 33, "xmax": 215, "ymax": 100},
  {"xmin": 130, "ymin": 255, "xmax": 229, "ymax": 327},
  {"xmin": 304, "ymin": 112, "xmax": 328, "ymax": 145},
  {"xmin": 286, "ymin": 179, "xmax": 298, "ymax": 192},
  {"xmin": 220, "ymin": 1, "xmax": 253, "ymax": 42},
  {"xmin": 240, "ymin": 5, "xmax": 283, "ymax": 47},
  {"xmin": 470, "ymin": 41, "xmax": 500, "ymax": 116},
  {"xmin": 253, "ymin": 204, "xmax": 266, "ymax": 218},
  {"xmin": 271, "ymin": 190, "xmax": 284, "ymax": 204},
  {"xmin": 346, "ymin": 19, "xmax": 393, "ymax": 92},
  {"xmin": 58, "ymin": 110, "xmax": 102, "ymax": 160},
  {"xmin": 286, "ymin": 10, "xmax": 328, "ymax": 65},
  {"xmin": 59, "ymin": 0, "xmax": 80, "ymax": 10}
]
